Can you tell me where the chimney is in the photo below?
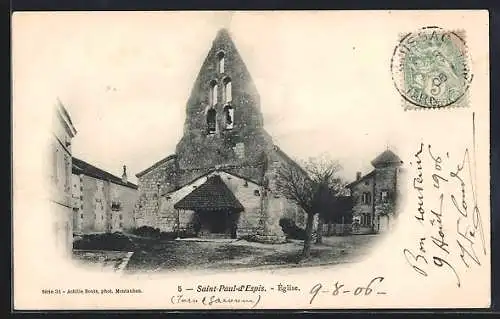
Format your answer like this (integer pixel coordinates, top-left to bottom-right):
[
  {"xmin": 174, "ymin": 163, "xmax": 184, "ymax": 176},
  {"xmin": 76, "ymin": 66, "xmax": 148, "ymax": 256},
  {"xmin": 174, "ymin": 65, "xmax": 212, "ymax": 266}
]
[
  {"xmin": 122, "ymin": 165, "xmax": 128, "ymax": 183},
  {"xmin": 356, "ymin": 172, "xmax": 362, "ymax": 181}
]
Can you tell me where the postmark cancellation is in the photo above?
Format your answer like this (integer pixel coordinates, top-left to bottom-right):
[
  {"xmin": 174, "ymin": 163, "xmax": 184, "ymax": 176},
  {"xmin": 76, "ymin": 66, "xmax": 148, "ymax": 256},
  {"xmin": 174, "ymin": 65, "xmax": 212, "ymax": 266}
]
[{"xmin": 391, "ymin": 26, "xmax": 473, "ymax": 111}]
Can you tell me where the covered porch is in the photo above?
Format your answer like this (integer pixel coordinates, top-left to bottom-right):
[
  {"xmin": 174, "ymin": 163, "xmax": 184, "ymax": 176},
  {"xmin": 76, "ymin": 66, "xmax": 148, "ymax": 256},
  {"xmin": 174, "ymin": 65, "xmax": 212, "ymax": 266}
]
[{"xmin": 174, "ymin": 175, "xmax": 244, "ymax": 239}]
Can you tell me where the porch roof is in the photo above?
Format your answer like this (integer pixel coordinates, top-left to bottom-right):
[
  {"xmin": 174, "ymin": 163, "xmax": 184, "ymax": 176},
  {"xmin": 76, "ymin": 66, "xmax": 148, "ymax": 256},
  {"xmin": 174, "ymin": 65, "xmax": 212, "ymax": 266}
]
[{"xmin": 173, "ymin": 175, "xmax": 244, "ymax": 211}]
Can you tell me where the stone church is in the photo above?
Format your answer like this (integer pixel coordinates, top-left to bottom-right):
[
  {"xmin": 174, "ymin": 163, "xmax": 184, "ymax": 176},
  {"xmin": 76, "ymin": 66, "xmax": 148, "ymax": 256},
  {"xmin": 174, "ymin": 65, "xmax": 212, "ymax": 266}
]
[{"xmin": 134, "ymin": 29, "xmax": 308, "ymax": 243}]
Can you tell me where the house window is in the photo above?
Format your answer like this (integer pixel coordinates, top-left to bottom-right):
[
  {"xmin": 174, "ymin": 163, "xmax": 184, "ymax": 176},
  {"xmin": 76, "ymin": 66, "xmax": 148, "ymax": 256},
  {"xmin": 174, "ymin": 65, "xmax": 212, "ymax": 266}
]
[
  {"xmin": 111, "ymin": 201, "xmax": 121, "ymax": 211},
  {"xmin": 80, "ymin": 214, "xmax": 83, "ymax": 219},
  {"xmin": 52, "ymin": 147, "xmax": 59, "ymax": 183},
  {"xmin": 361, "ymin": 192, "xmax": 372, "ymax": 205},
  {"xmin": 367, "ymin": 214, "xmax": 372, "ymax": 226},
  {"xmin": 223, "ymin": 77, "xmax": 232, "ymax": 103},
  {"xmin": 119, "ymin": 214, "xmax": 123, "ymax": 220},
  {"xmin": 64, "ymin": 155, "xmax": 71, "ymax": 192},
  {"xmin": 223, "ymin": 104, "xmax": 234, "ymax": 130},
  {"xmin": 210, "ymin": 80, "xmax": 218, "ymax": 106},
  {"xmin": 206, "ymin": 108, "xmax": 216, "ymax": 134},
  {"xmin": 381, "ymin": 190, "xmax": 389, "ymax": 203}
]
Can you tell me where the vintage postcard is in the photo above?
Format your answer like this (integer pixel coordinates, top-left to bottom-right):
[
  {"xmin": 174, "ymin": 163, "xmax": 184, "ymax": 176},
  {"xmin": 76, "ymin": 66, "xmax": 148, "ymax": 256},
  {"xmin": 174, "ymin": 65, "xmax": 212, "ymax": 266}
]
[{"xmin": 12, "ymin": 10, "xmax": 490, "ymax": 310}]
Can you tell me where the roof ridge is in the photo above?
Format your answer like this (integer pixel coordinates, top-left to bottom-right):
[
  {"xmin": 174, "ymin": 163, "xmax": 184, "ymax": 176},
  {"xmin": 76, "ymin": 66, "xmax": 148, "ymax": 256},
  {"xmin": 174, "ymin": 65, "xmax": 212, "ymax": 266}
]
[
  {"xmin": 72, "ymin": 157, "xmax": 137, "ymax": 189},
  {"xmin": 136, "ymin": 154, "xmax": 177, "ymax": 178}
]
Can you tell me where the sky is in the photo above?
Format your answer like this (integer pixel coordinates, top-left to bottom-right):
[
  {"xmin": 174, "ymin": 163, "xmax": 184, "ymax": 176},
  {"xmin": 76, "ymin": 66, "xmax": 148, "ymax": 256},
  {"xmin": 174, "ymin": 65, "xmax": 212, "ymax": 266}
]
[{"xmin": 14, "ymin": 11, "xmax": 420, "ymax": 184}]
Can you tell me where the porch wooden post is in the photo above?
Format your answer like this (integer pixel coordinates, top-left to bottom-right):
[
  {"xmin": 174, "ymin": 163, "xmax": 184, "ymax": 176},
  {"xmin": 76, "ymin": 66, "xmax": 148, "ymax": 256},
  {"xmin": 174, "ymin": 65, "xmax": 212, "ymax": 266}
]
[
  {"xmin": 341, "ymin": 216, "xmax": 345, "ymax": 235},
  {"xmin": 177, "ymin": 209, "xmax": 180, "ymax": 239}
]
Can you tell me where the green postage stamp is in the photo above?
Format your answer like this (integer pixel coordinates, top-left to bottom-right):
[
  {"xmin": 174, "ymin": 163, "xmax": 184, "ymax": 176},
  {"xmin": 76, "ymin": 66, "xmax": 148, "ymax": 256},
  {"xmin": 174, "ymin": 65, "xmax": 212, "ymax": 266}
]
[{"xmin": 391, "ymin": 26, "xmax": 473, "ymax": 110}]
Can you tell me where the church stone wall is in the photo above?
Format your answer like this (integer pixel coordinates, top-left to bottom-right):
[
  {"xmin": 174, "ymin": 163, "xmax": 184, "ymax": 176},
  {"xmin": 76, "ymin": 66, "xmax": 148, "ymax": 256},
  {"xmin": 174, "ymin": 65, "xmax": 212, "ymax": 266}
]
[
  {"xmin": 216, "ymin": 172, "xmax": 263, "ymax": 237},
  {"xmin": 135, "ymin": 157, "xmax": 178, "ymax": 228}
]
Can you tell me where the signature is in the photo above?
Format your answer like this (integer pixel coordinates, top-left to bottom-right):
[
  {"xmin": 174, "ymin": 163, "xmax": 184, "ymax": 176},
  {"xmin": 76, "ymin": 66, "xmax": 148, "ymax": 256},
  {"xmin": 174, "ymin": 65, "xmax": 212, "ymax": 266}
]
[
  {"xmin": 404, "ymin": 112, "xmax": 486, "ymax": 288},
  {"xmin": 451, "ymin": 148, "xmax": 485, "ymax": 267}
]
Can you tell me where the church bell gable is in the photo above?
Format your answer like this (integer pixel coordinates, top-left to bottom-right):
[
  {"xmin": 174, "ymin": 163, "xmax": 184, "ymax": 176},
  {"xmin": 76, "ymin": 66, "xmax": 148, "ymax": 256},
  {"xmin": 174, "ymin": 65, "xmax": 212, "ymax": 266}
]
[{"xmin": 175, "ymin": 28, "xmax": 273, "ymax": 171}]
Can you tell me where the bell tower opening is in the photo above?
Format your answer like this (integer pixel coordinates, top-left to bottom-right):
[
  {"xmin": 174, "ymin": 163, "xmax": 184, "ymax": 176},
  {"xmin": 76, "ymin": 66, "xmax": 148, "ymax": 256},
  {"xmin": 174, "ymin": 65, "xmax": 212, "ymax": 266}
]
[
  {"xmin": 223, "ymin": 104, "xmax": 234, "ymax": 130},
  {"xmin": 223, "ymin": 77, "xmax": 232, "ymax": 104},
  {"xmin": 209, "ymin": 79, "xmax": 218, "ymax": 106},
  {"xmin": 207, "ymin": 108, "xmax": 217, "ymax": 135},
  {"xmin": 217, "ymin": 51, "xmax": 225, "ymax": 74}
]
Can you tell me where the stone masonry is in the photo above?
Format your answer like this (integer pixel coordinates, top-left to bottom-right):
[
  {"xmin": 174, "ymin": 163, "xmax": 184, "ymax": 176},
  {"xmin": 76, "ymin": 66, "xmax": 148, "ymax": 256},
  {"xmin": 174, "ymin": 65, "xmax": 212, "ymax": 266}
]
[
  {"xmin": 347, "ymin": 149, "xmax": 403, "ymax": 233},
  {"xmin": 135, "ymin": 29, "xmax": 309, "ymax": 243}
]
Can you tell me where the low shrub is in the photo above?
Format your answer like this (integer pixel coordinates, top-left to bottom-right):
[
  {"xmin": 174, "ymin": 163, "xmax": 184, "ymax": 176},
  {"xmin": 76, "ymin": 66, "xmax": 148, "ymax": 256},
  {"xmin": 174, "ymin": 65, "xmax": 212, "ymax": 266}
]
[
  {"xmin": 130, "ymin": 226, "xmax": 161, "ymax": 238},
  {"xmin": 279, "ymin": 218, "xmax": 307, "ymax": 240},
  {"xmin": 159, "ymin": 231, "xmax": 194, "ymax": 240},
  {"xmin": 73, "ymin": 232, "xmax": 135, "ymax": 251},
  {"xmin": 240, "ymin": 234, "xmax": 260, "ymax": 243}
]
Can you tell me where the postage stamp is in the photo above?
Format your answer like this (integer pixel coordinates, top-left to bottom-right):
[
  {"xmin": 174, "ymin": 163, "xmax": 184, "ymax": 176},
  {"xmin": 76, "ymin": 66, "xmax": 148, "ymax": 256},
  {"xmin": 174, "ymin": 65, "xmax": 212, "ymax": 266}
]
[{"xmin": 391, "ymin": 26, "xmax": 474, "ymax": 110}]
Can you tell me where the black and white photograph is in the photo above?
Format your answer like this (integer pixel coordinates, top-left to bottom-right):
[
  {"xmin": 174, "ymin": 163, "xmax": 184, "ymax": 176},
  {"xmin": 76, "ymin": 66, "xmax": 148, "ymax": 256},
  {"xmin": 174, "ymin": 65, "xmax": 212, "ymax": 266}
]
[{"xmin": 12, "ymin": 11, "xmax": 490, "ymax": 310}]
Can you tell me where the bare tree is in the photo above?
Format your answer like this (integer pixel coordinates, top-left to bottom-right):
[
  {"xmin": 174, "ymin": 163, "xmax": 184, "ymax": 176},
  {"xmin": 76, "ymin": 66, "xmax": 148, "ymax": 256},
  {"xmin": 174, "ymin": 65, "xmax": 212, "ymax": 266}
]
[{"xmin": 275, "ymin": 154, "xmax": 346, "ymax": 258}]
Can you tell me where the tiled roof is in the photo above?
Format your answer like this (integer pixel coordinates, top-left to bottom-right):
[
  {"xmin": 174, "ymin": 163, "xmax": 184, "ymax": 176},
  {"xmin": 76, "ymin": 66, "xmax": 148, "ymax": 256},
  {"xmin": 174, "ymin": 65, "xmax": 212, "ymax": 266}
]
[
  {"xmin": 162, "ymin": 167, "xmax": 263, "ymax": 196},
  {"xmin": 371, "ymin": 150, "xmax": 403, "ymax": 167},
  {"xmin": 174, "ymin": 175, "xmax": 244, "ymax": 211},
  {"xmin": 346, "ymin": 170, "xmax": 375, "ymax": 188},
  {"xmin": 72, "ymin": 157, "xmax": 138, "ymax": 190}
]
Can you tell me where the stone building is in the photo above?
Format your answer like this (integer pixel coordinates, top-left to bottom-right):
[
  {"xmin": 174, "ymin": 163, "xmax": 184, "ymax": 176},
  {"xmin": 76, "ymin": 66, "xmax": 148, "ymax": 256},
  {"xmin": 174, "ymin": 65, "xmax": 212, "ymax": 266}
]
[
  {"xmin": 135, "ymin": 28, "xmax": 308, "ymax": 243},
  {"xmin": 71, "ymin": 158, "xmax": 138, "ymax": 235},
  {"xmin": 49, "ymin": 100, "xmax": 77, "ymax": 257},
  {"xmin": 347, "ymin": 149, "xmax": 404, "ymax": 234}
]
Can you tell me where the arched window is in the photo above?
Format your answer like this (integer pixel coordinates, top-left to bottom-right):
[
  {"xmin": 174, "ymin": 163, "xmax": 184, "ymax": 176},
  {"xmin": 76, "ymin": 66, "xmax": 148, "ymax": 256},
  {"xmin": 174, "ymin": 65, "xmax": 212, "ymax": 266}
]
[
  {"xmin": 223, "ymin": 104, "xmax": 234, "ymax": 130},
  {"xmin": 223, "ymin": 77, "xmax": 232, "ymax": 104},
  {"xmin": 207, "ymin": 108, "xmax": 216, "ymax": 134},
  {"xmin": 209, "ymin": 80, "xmax": 218, "ymax": 106},
  {"xmin": 217, "ymin": 51, "xmax": 225, "ymax": 73}
]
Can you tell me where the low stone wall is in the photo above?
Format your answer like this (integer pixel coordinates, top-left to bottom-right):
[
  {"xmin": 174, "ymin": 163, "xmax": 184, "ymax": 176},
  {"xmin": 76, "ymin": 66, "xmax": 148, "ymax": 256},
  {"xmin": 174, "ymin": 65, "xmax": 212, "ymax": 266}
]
[{"xmin": 73, "ymin": 249, "xmax": 134, "ymax": 272}]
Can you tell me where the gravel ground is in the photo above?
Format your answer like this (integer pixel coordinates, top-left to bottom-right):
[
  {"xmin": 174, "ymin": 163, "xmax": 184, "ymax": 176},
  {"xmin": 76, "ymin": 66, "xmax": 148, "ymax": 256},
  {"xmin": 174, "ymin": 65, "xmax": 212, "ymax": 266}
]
[{"xmin": 123, "ymin": 234, "xmax": 381, "ymax": 274}]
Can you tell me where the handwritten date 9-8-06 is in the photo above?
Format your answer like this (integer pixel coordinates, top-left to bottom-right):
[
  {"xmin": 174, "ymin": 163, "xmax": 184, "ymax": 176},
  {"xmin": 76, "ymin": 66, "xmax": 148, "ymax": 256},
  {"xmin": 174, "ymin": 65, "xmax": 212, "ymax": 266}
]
[{"xmin": 309, "ymin": 277, "xmax": 386, "ymax": 304}]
